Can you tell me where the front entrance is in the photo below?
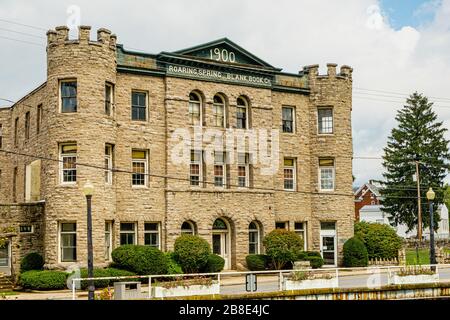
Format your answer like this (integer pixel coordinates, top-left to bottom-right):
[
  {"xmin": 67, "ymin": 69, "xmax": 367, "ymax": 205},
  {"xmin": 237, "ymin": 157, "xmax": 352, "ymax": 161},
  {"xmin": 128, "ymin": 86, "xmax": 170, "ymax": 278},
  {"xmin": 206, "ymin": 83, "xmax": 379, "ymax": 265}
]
[
  {"xmin": 0, "ymin": 241, "xmax": 11, "ymax": 276},
  {"xmin": 320, "ymin": 222, "xmax": 337, "ymax": 267},
  {"xmin": 212, "ymin": 218, "xmax": 231, "ymax": 269}
]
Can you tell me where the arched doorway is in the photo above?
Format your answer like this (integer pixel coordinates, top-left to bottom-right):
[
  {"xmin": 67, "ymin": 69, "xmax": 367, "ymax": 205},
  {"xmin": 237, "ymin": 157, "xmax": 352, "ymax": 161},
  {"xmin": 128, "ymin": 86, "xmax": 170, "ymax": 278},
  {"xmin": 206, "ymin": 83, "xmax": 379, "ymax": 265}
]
[{"xmin": 212, "ymin": 218, "xmax": 231, "ymax": 269}]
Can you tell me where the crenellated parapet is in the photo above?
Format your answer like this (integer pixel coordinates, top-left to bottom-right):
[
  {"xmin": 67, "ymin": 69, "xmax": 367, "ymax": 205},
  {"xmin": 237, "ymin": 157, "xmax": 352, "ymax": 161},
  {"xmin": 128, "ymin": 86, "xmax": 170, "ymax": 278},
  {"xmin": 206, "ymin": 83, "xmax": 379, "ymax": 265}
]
[
  {"xmin": 302, "ymin": 63, "xmax": 353, "ymax": 81},
  {"xmin": 46, "ymin": 25, "xmax": 117, "ymax": 50}
]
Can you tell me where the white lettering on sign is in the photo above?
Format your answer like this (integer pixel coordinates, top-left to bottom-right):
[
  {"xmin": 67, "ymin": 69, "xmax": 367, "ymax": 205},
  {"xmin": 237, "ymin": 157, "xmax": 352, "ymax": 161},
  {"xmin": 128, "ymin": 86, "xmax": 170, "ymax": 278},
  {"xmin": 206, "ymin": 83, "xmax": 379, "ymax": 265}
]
[
  {"xmin": 209, "ymin": 47, "xmax": 236, "ymax": 63},
  {"xmin": 167, "ymin": 65, "xmax": 272, "ymax": 86}
]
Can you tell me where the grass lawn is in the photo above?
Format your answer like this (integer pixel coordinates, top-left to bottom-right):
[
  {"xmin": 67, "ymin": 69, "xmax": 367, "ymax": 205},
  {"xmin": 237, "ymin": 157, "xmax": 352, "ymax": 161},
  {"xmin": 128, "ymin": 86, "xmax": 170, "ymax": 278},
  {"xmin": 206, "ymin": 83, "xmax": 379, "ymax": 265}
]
[
  {"xmin": 0, "ymin": 291, "xmax": 18, "ymax": 297},
  {"xmin": 406, "ymin": 249, "xmax": 430, "ymax": 265}
]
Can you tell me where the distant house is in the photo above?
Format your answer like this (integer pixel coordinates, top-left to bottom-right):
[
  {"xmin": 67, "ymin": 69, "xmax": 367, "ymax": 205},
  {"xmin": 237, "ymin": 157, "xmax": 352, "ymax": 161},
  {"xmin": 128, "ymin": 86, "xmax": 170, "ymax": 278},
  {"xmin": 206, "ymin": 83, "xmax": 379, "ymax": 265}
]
[{"xmin": 355, "ymin": 181, "xmax": 450, "ymax": 240}]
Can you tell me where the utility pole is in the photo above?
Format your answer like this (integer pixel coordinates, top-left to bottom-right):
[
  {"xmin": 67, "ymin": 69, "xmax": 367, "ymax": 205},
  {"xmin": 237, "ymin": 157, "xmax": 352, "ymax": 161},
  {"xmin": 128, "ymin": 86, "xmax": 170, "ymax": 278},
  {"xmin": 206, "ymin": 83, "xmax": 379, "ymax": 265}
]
[{"xmin": 415, "ymin": 160, "xmax": 422, "ymax": 241}]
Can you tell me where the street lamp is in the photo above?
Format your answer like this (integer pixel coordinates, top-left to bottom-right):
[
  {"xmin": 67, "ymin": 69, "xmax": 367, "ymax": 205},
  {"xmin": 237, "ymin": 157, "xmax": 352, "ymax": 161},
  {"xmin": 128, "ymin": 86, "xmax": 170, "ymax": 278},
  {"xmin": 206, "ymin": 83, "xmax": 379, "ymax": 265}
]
[
  {"xmin": 426, "ymin": 187, "xmax": 436, "ymax": 266},
  {"xmin": 83, "ymin": 181, "xmax": 95, "ymax": 300}
]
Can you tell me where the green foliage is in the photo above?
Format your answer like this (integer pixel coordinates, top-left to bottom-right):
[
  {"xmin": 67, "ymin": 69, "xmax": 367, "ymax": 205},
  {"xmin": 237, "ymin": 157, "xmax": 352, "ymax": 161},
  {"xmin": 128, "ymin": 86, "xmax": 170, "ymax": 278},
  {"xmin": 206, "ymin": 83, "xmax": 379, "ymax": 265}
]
[
  {"xmin": 263, "ymin": 230, "xmax": 304, "ymax": 270},
  {"xmin": 355, "ymin": 222, "xmax": 403, "ymax": 259},
  {"xmin": 343, "ymin": 237, "xmax": 368, "ymax": 267},
  {"xmin": 111, "ymin": 245, "xmax": 168, "ymax": 275},
  {"xmin": 20, "ymin": 252, "xmax": 44, "ymax": 272},
  {"xmin": 444, "ymin": 184, "xmax": 450, "ymax": 214},
  {"xmin": 173, "ymin": 235, "xmax": 211, "ymax": 273},
  {"xmin": 165, "ymin": 252, "xmax": 183, "ymax": 275},
  {"xmin": 19, "ymin": 270, "xmax": 68, "ymax": 290},
  {"xmin": 79, "ymin": 268, "xmax": 136, "ymax": 289},
  {"xmin": 246, "ymin": 254, "xmax": 269, "ymax": 271},
  {"xmin": 305, "ymin": 256, "xmax": 324, "ymax": 269},
  {"xmin": 202, "ymin": 254, "xmax": 225, "ymax": 273},
  {"xmin": 381, "ymin": 92, "xmax": 450, "ymax": 231}
]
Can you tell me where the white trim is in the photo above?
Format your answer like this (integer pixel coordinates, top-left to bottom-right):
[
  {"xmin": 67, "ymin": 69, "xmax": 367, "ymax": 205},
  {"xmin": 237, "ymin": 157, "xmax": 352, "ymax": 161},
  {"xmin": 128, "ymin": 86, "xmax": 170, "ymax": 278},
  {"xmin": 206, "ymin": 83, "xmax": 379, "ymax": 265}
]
[
  {"xmin": 317, "ymin": 106, "xmax": 334, "ymax": 135},
  {"xmin": 105, "ymin": 82, "xmax": 114, "ymax": 117},
  {"xmin": 189, "ymin": 91, "xmax": 203, "ymax": 126},
  {"xmin": 104, "ymin": 221, "xmax": 113, "ymax": 261},
  {"xmin": 213, "ymin": 94, "xmax": 226, "ymax": 128},
  {"xmin": 283, "ymin": 158, "xmax": 296, "ymax": 191},
  {"xmin": 59, "ymin": 222, "xmax": 77, "ymax": 263},
  {"xmin": 59, "ymin": 79, "xmax": 77, "ymax": 113},
  {"xmin": 212, "ymin": 218, "xmax": 232, "ymax": 270},
  {"xmin": 59, "ymin": 143, "xmax": 77, "ymax": 185},
  {"xmin": 119, "ymin": 222, "xmax": 137, "ymax": 245},
  {"xmin": 294, "ymin": 221, "xmax": 307, "ymax": 251},
  {"xmin": 144, "ymin": 222, "xmax": 161, "ymax": 250},
  {"xmin": 319, "ymin": 159, "xmax": 335, "ymax": 192},
  {"xmin": 131, "ymin": 149, "xmax": 148, "ymax": 187},
  {"xmin": 131, "ymin": 90, "xmax": 148, "ymax": 121},
  {"xmin": 236, "ymin": 96, "xmax": 249, "ymax": 129},
  {"xmin": 105, "ymin": 144, "xmax": 113, "ymax": 185},
  {"xmin": 19, "ymin": 225, "xmax": 34, "ymax": 234},
  {"xmin": 190, "ymin": 149, "xmax": 203, "ymax": 187},
  {"xmin": 248, "ymin": 221, "xmax": 260, "ymax": 254},
  {"xmin": 282, "ymin": 105, "xmax": 295, "ymax": 134}
]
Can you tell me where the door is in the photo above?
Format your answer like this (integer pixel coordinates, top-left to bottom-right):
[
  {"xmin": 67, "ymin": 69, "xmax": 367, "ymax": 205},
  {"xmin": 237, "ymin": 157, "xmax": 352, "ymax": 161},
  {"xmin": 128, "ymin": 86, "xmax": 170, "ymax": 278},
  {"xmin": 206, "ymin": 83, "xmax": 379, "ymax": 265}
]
[
  {"xmin": 320, "ymin": 235, "xmax": 336, "ymax": 267},
  {"xmin": 0, "ymin": 241, "xmax": 11, "ymax": 276},
  {"xmin": 212, "ymin": 232, "xmax": 229, "ymax": 269}
]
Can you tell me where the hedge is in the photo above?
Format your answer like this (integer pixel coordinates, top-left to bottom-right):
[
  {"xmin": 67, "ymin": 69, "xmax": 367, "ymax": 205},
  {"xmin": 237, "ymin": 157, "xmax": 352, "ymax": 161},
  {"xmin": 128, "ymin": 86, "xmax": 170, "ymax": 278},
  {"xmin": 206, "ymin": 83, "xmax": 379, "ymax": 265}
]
[
  {"xmin": 354, "ymin": 222, "xmax": 402, "ymax": 259},
  {"xmin": 173, "ymin": 235, "xmax": 211, "ymax": 273},
  {"xmin": 343, "ymin": 237, "xmax": 368, "ymax": 267},
  {"xmin": 19, "ymin": 270, "xmax": 68, "ymax": 290},
  {"xmin": 165, "ymin": 252, "xmax": 183, "ymax": 275},
  {"xmin": 246, "ymin": 254, "xmax": 269, "ymax": 271},
  {"xmin": 20, "ymin": 252, "xmax": 44, "ymax": 272},
  {"xmin": 263, "ymin": 230, "xmax": 303, "ymax": 270},
  {"xmin": 202, "ymin": 254, "xmax": 225, "ymax": 273},
  {"xmin": 111, "ymin": 245, "xmax": 168, "ymax": 275}
]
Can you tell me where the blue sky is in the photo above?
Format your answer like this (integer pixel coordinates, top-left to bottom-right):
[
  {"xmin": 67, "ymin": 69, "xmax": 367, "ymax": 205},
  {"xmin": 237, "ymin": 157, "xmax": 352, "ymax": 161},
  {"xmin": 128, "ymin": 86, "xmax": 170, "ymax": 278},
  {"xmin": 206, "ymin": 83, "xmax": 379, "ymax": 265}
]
[{"xmin": 380, "ymin": 0, "xmax": 441, "ymax": 29}]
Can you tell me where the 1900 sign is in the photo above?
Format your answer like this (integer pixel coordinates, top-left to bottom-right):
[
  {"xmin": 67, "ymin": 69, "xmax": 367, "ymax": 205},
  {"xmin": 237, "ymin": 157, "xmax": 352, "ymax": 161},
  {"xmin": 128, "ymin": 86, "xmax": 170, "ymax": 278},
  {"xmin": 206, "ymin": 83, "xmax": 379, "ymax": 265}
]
[{"xmin": 167, "ymin": 64, "xmax": 272, "ymax": 87}]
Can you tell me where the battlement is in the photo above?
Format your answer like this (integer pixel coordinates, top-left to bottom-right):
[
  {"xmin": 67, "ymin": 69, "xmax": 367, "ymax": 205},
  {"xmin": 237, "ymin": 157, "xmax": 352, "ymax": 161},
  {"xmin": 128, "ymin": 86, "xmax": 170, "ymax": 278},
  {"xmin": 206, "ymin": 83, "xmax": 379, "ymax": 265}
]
[
  {"xmin": 302, "ymin": 63, "xmax": 353, "ymax": 80},
  {"xmin": 46, "ymin": 25, "xmax": 117, "ymax": 50}
]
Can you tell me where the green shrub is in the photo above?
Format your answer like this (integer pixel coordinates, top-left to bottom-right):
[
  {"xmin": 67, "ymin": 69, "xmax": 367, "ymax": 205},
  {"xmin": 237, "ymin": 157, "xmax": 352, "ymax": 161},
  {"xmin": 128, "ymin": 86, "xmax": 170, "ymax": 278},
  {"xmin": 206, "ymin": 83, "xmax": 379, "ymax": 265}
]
[
  {"xmin": 246, "ymin": 254, "xmax": 269, "ymax": 271},
  {"xmin": 304, "ymin": 251, "xmax": 321, "ymax": 258},
  {"xmin": 79, "ymin": 268, "xmax": 136, "ymax": 289},
  {"xmin": 165, "ymin": 252, "xmax": 183, "ymax": 275},
  {"xmin": 343, "ymin": 237, "xmax": 369, "ymax": 267},
  {"xmin": 173, "ymin": 235, "xmax": 211, "ymax": 273},
  {"xmin": 19, "ymin": 270, "xmax": 68, "ymax": 290},
  {"xmin": 20, "ymin": 252, "xmax": 44, "ymax": 272},
  {"xmin": 263, "ymin": 230, "xmax": 304, "ymax": 270},
  {"xmin": 202, "ymin": 254, "xmax": 225, "ymax": 273},
  {"xmin": 355, "ymin": 222, "xmax": 402, "ymax": 259},
  {"xmin": 111, "ymin": 245, "xmax": 168, "ymax": 275},
  {"xmin": 305, "ymin": 256, "xmax": 324, "ymax": 269}
]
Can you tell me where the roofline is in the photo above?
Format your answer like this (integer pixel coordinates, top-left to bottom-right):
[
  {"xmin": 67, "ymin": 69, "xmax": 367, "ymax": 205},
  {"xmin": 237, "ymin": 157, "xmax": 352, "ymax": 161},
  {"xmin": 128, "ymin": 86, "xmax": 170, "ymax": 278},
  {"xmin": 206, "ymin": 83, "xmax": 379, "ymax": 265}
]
[{"xmin": 10, "ymin": 82, "xmax": 47, "ymax": 109}]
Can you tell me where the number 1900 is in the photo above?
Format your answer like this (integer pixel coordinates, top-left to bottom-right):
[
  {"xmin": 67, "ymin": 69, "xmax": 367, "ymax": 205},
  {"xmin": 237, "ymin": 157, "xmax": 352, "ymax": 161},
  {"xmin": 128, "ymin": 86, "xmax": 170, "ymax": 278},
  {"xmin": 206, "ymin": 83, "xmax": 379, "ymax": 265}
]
[{"xmin": 210, "ymin": 47, "xmax": 236, "ymax": 63}]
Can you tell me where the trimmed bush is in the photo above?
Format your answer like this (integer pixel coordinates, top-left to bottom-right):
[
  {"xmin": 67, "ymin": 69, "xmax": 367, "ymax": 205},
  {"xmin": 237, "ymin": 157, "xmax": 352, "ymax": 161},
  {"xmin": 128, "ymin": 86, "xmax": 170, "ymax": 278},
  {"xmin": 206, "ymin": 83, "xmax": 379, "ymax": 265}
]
[
  {"xmin": 304, "ymin": 251, "xmax": 321, "ymax": 258},
  {"xmin": 111, "ymin": 245, "xmax": 168, "ymax": 275},
  {"xmin": 202, "ymin": 254, "xmax": 225, "ymax": 273},
  {"xmin": 173, "ymin": 235, "xmax": 211, "ymax": 273},
  {"xmin": 355, "ymin": 222, "xmax": 402, "ymax": 259},
  {"xmin": 79, "ymin": 268, "xmax": 136, "ymax": 289},
  {"xmin": 263, "ymin": 230, "xmax": 304, "ymax": 270},
  {"xmin": 306, "ymin": 256, "xmax": 324, "ymax": 269},
  {"xmin": 20, "ymin": 252, "xmax": 44, "ymax": 272},
  {"xmin": 343, "ymin": 237, "xmax": 368, "ymax": 267},
  {"xmin": 165, "ymin": 252, "xmax": 183, "ymax": 275},
  {"xmin": 19, "ymin": 270, "xmax": 68, "ymax": 290},
  {"xmin": 246, "ymin": 254, "xmax": 269, "ymax": 271}
]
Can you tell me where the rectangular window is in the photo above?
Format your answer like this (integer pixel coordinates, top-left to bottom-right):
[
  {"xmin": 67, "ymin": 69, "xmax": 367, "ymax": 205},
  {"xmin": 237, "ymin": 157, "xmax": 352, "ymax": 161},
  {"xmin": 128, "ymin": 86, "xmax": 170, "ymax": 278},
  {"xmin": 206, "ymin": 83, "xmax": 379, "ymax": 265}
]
[
  {"xmin": 190, "ymin": 150, "xmax": 202, "ymax": 186},
  {"xmin": 294, "ymin": 222, "xmax": 307, "ymax": 250},
  {"xmin": 36, "ymin": 104, "xmax": 42, "ymax": 134},
  {"xmin": 214, "ymin": 151, "xmax": 226, "ymax": 187},
  {"xmin": 60, "ymin": 144, "xmax": 77, "ymax": 184},
  {"xmin": 282, "ymin": 106, "xmax": 294, "ymax": 133},
  {"xmin": 13, "ymin": 167, "xmax": 17, "ymax": 202},
  {"xmin": 0, "ymin": 124, "xmax": 3, "ymax": 149},
  {"xmin": 120, "ymin": 223, "xmax": 136, "ymax": 245},
  {"xmin": 131, "ymin": 91, "xmax": 147, "ymax": 121},
  {"xmin": 19, "ymin": 225, "xmax": 33, "ymax": 234},
  {"xmin": 236, "ymin": 106, "xmax": 247, "ymax": 129},
  {"xmin": 60, "ymin": 223, "xmax": 77, "ymax": 262},
  {"xmin": 105, "ymin": 222, "xmax": 113, "ymax": 261},
  {"xmin": 144, "ymin": 223, "xmax": 160, "ymax": 248},
  {"xmin": 61, "ymin": 81, "xmax": 77, "ymax": 113},
  {"xmin": 132, "ymin": 150, "xmax": 147, "ymax": 186},
  {"xmin": 105, "ymin": 83, "xmax": 114, "ymax": 116},
  {"xmin": 249, "ymin": 226, "xmax": 259, "ymax": 254},
  {"xmin": 318, "ymin": 108, "xmax": 333, "ymax": 134},
  {"xmin": 189, "ymin": 101, "xmax": 201, "ymax": 125},
  {"xmin": 25, "ymin": 112, "xmax": 30, "ymax": 140},
  {"xmin": 213, "ymin": 103, "xmax": 225, "ymax": 127},
  {"xmin": 275, "ymin": 222, "xmax": 288, "ymax": 230},
  {"xmin": 319, "ymin": 158, "xmax": 335, "ymax": 191},
  {"xmin": 14, "ymin": 117, "xmax": 18, "ymax": 146},
  {"xmin": 284, "ymin": 158, "xmax": 296, "ymax": 191},
  {"xmin": 105, "ymin": 144, "xmax": 113, "ymax": 184},
  {"xmin": 237, "ymin": 153, "xmax": 249, "ymax": 187}
]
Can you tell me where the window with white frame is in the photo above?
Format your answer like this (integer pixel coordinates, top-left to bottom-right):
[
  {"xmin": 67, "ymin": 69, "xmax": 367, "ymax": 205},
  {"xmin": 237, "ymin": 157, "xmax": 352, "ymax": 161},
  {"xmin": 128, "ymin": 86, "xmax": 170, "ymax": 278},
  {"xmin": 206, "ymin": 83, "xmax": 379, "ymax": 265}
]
[
  {"xmin": 181, "ymin": 221, "xmax": 196, "ymax": 235},
  {"xmin": 275, "ymin": 221, "xmax": 288, "ymax": 230},
  {"xmin": 319, "ymin": 158, "xmax": 335, "ymax": 191},
  {"xmin": 120, "ymin": 223, "xmax": 136, "ymax": 245},
  {"xmin": 284, "ymin": 158, "xmax": 296, "ymax": 191},
  {"xmin": 144, "ymin": 222, "xmax": 160, "ymax": 248},
  {"xmin": 248, "ymin": 221, "xmax": 260, "ymax": 254},
  {"xmin": 60, "ymin": 222, "xmax": 77, "ymax": 262},
  {"xmin": 105, "ymin": 144, "xmax": 113, "ymax": 184},
  {"xmin": 237, "ymin": 153, "xmax": 249, "ymax": 187},
  {"xmin": 214, "ymin": 151, "xmax": 226, "ymax": 187},
  {"xmin": 318, "ymin": 107, "xmax": 333, "ymax": 134},
  {"xmin": 19, "ymin": 225, "xmax": 33, "ymax": 234},
  {"xmin": 189, "ymin": 92, "xmax": 202, "ymax": 126},
  {"xmin": 282, "ymin": 106, "xmax": 294, "ymax": 133},
  {"xmin": 190, "ymin": 150, "xmax": 202, "ymax": 186},
  {"xmin": 294, "ymin": 222, "xmax": 307, "ymax": 250},
  {"xmin": 236, "ymin": 97, "xmax": 248, "ymax": 129},
  {"xmin": 105, "ymin": 82, "xmax": 114, "ymax": 116},
  {"xmin": 60, "ymin": 80, "xmax": 77, "ymax": 113},
  {"xmin": 60, "ymin": 144, "xmax": 77, "ymax": 184},
  {"xmin": 131, "ymin": 91, "xmax": 147, "ymax": 121},
  {"xmin": 105, "ymin": 221, "xmax": 113, "ymax": 261},
  {"xmin": 132, "ymin": 150, "xmax": 147, "ymax": 186},
  {"xmin": 213, "ymin": 94, "xmax": 225, "ymax": 127}
]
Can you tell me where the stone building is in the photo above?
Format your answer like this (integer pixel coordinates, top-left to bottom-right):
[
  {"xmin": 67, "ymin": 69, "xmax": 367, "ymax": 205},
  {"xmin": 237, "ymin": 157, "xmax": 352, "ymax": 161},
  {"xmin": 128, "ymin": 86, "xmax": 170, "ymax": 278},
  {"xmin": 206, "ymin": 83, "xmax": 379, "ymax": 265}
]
[{"xmin": 0, "ymin": 25, "xmax": 354, "ymax": 275}]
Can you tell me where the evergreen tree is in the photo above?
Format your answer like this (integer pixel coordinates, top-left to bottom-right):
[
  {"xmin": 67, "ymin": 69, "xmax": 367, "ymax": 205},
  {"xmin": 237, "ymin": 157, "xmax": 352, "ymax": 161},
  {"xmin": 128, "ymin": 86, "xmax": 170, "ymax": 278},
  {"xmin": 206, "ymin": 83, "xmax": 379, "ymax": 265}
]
[{"xmin": 380, "ymin": 92, "xmax": 450, "ymax": 232}]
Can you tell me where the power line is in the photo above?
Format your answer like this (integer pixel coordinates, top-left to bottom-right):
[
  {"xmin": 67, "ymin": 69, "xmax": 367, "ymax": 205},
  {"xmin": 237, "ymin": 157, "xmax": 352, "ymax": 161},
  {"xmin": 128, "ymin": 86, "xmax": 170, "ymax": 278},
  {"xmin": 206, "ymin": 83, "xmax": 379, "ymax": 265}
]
[
  {"xmin": 0, "ymin": 18, "xmax": 47, "ymax": 31},
  {"xmin": 354, "ymin": 87, "xmax": 450, "ymax": 102},
  {"xmin": 0, "ymin": 35, "xmax": 44, "ymax": 47},
  {"xmin": 0, "ymin": 27, "xmax": 46, "ymax": 39}
]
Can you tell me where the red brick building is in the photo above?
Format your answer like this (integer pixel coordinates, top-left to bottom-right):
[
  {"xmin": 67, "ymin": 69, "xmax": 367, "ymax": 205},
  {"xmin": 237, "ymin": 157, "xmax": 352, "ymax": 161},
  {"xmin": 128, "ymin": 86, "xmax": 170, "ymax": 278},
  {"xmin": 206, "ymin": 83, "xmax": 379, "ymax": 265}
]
[{"xmin": 354, "ymin": 181, "xmax": 381, "ymax": 221}]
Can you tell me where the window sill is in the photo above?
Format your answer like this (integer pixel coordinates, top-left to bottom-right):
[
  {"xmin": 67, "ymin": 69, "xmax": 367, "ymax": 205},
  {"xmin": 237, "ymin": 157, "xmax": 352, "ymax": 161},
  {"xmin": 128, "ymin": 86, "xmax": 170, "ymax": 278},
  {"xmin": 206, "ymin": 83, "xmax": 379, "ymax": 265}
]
[
  {"xmin": 317, "ymin": 133, "xmax": 334, "ymax": 136},
  {"xmin": 131, "ymin": 185, "xmax": 148, "ymax": 189},
  {"xmin": 59, "ymin": 183, "xmax": 77, "ymax": 188}
]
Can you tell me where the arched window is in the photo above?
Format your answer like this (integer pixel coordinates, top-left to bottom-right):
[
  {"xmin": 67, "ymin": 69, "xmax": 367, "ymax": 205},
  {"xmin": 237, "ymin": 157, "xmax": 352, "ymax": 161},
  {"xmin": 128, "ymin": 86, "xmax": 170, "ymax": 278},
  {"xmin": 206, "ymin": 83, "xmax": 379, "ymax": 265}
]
[
  {"xmin": 189, "ymin": 92, "xmax": 202, "ymax": 125},
  {"xmin": 213, "ymin": 94, "xmax": 226, "ymax": 127},
  {"xmin": 236, "ymin": 96, "xmax": 248, "ymax": 129},
  {"xmin": 248, "ymin": 221, "xmax": 260, "ymax": 254},
  {"xmin": 181, "ymin": 221, "xmax": 196, "ymax": 235},
  {"xmin": 213, "ymin": 218, "xmax": 228, "ymax": 230}
]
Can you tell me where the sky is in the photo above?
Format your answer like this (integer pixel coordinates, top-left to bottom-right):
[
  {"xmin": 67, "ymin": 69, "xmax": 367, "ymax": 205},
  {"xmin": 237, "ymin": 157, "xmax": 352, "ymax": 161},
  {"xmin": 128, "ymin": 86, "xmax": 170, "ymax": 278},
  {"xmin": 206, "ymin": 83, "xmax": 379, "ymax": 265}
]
[{"xmin": 0, "ymin": 0, "xmax": 449, "ymax": 187}]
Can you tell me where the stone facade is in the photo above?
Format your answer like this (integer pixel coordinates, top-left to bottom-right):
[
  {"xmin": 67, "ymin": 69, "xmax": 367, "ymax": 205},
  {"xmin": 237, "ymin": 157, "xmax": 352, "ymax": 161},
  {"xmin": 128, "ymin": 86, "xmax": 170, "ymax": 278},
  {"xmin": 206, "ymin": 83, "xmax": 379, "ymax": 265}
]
[{"xmin": 0, "ymin": 25, "xmax": 354, "ymax": 272}]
